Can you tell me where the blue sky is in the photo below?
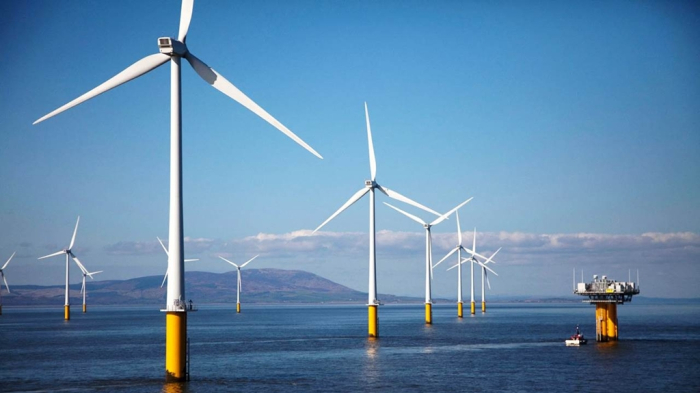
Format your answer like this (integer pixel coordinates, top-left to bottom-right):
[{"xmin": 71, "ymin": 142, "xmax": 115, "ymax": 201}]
[{"xmin": 1, "ymin": 1, "xmax": 698, "ymax": 298}]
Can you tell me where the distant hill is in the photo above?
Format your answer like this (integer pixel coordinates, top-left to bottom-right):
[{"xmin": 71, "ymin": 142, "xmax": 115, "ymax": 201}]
[{"xmin": 2, "ymin": 269, "xmax": 421, "ymax": 306}]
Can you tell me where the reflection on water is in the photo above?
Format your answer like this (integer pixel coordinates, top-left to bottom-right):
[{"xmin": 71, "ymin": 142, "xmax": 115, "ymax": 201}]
[{"xmin": 162, "ymin": 382, "xmax": 190, "ymax": 393}]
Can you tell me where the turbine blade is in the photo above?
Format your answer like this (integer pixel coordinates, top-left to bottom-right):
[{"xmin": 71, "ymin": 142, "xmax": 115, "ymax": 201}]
[
  {"xmin": 89, "ymin": 271, "xmax": 103, "ymax": 276},
  {"xmin": 161, "ymin": 269, "xmax": 168, "ymax": 288},
  {"xmin": 33, "ymin": 54, "xmax": 170, "ymax": 125},
  {"xmin": 477, "ymin": 261, "xmax": 498, "ymax": 276},
  {"xmin": 157, "ymin": 237, "xmax": 169, "ymax": 257},
  {"xmin": 430, "ymin": 197, "xmax": 473, "ymax": 227},
  {"xmin": 184, "ymin": 259, "xmax": 199, "ymax": 262},
  {"xmin": 365, "ymin": 102, "xmax": 377, "ymax": 181},
  {"xmin": 71, "ymin": 255, "xmax": 88, "ymax": 275},
  {"xmin": 482, "ymin": 247, "xmax": 502, "ymax": 265},
  {"xmin": 218, "ymin": 256, "xmax": 239, "ymax": 268},
  {"xmin": 376, "ymin": 185, "xmax": 442, "ymax": 217},
  {"xmin": 456, "ymin": 211, "xmax": 462, "ymax": 246},
  {"xmin": 38, "ymin": 250, "xmax": 65, "ymax": 260},
  {"xmin": 313, "ymin": 187, "xmax": 369, "ymax": 233},
  {"xmin": 185, "ymin": 52, "xmax": 322, "ymax": 159},
  {"xmin": 69, "ymin": 216, "xmax": 80, "ymax": 250},
  {"xmin": 2, "ymin": 251, "xmax": 16, "ymax": 270},
  {"xmin": 447, "ymin": 261, "xmax": 465, "ymax": 272},
  {"xmin": 2, "ymin": 273, "xmax": 10, "ymax": 293},
  {"xmin": 81, "ymin": 279, "xmax": 85, "ymax": 294},
  {"xmin": 383, "ymin": 202, "xmax": 427, "ymax": 226},
  {"xmin": 238, "ymin": 273, "xmax": 242, "ymax": 293},
  {"xmin": 486, "ymin": 271, "xmax": 492, "ymax": 289},
  {"xmin": 240, "ymin": 255, "xmax": 259, "ymax": 268},
  {"xmin": 473, "ymin": 228, "xmax": 476, "ymax": 254},
  {"xmin": 178, "ymin": 0, "xmax": 194, "ymax": 42},
  {"xmin": 433, "ymin": 247, "xmax": 458, "ymax": 269}
]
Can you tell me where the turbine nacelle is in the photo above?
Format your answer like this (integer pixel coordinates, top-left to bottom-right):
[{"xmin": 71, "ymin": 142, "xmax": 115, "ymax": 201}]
[
  {"xmin": 365, "ymin": 180, "xmax": 375, "ymax": 188},
  {"xmin": 158, "ymin": 37, "xmax": 188, "ymax": 56}
]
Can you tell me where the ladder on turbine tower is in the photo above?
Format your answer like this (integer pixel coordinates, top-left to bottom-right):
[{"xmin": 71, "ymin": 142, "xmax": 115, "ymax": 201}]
[{"xmin": 185, "ymin": 337, "xmax": 191, "ymax": 381}]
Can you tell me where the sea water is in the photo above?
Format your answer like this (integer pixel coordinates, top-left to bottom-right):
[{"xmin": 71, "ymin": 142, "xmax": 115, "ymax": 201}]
[{"xmin": 1, "ymin": 303, "xmax": 699, "ymax": 392}]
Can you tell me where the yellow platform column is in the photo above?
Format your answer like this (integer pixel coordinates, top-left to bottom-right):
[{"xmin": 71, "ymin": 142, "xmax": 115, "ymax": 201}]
[
  {"xmin": 457, "ymin": 302, "xmax": 463, "ymax": 318},
  {"xmin": 481, "ymin": 301, "xmax": 486, "ymax": 313},
  {"xmin": 368, "ymin": 305, "xmax": 378, "ymax": 337},
  {"xmin": 595, "ymin": 303, "xmax": 609, "ymax": 342},
  {"xmin": 236, "ymin": 303, "xmax": 241, "ymax": 313},
  {"xmin": 83, "ymin": 304, "xmax": 87, "ymax": 313},
  {"xmin": 64, "ymin": 305, "xmax": 70, "ymax": 320},
  {"xmin": 470, "ymin": 301, "xmax": 475, "ymax": 315},
  {"xmin": 165, "ymin": 311, "xmax": 187, "ymax": 381},
  {"xmin": 607, "ymin": 303, "xmax": 618, "ymax": 341},
  {"xmin": 425, "ymin": 303, "xmax": 432, "ymax": 324}
]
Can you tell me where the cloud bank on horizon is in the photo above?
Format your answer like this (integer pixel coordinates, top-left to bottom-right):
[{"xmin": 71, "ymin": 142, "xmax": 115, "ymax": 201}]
[{"xmin": 78, "ymin": 229, "xmax": 699, "ymax": 299}]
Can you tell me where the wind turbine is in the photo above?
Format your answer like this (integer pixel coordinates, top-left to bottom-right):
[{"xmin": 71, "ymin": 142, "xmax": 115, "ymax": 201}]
[
  {"xmin": 313, "ymin": 103, "xmax": 441, "ymax": 337},
  {"xmin": 479, "ymin": 254, "xmax": 499, "ymax": 313},
  {"xmin": 218, "ymin": 255, "xmax": 259, "ymax": 313},
  {"xmin": 0, "ymin": 252, "xmax": 16, "ymax": 316},
  {"xmin": 157, "ymin": 237, "xmax": 198, "ymax": 288},
  {"xmin": 447, "ymin": 248, "xmax": 499, "ymax": 314},
  {"xmin": 38, "ymin": 216, "xmax": 85, "ymax": 320},
  {"xmin": 384, "ymin": 198, "xmax": 473, "ymax": 324},
  {"xmin": 75, "ymin": 262, "xmax": 102, "ymax": 314},
  {"xmin": 431, "ymin": 210, "xmax": 468, "ymax": 317},
  {"xmin": 436, "ymin": 227, "xmax": 500, "ymax": 315},
  {"xmin": 33, "ymin": 0, "xmax": 321, "ymax": 381}
]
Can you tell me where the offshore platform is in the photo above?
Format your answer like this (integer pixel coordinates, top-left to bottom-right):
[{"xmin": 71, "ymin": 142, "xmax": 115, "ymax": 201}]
[{"xmin": 574, "ymin": 271, "xmax": 640, "ymax": 342}]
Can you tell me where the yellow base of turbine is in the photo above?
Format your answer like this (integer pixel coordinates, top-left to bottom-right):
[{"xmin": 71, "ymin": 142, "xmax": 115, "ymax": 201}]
[
  {"xmin": 236, "ymin": 303, "xmax": 241, "ymax": 313},
  {"xmin": 596, "ymin": 303, "xmax": 618, "ymax": 342},
  {"xmin": 165, "ymin": 311, "xmax": 187, "ymax": 382},
  {"xmin": 425, "ymin": 303, "xmax": 432, "ymax": 324},
  {"xmin": 368, "ymin": 305, "xmax": 378, "ymax": 337},
  {"xmin": 471, "ymin": 302, "xmax": 475, "ymax": 315},
  {"xmin": 64, "ymin": 305, "xmax": 70, "ymax": 320},
  {"xmin": 83, "ymin": 304, "xmax": 87, "ymax": 313},
  {"xmin": 481, "ymin": 301, "xmax": 486, "ymax": 313},
  {"xmin": 457, "ymin": 302, "xmax": 463, "ymax": 318}
]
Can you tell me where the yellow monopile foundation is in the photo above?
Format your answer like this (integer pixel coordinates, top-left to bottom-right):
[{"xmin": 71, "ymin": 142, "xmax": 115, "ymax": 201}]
[
  {"xmin": 165, "ymin": 311, "xmax": 187, "ymax": 381},
  {"xmin": 83, "ymin": 304, "xmax": 87, "ymax": 313},
  {"xmin": 425, "ymin": 303, "xmax": 432, "ymax": 324},
  {"xmin": 0, "ymin": 305, "xmax": 3, "ymax": 315},
  {"xmin": 471, "ymin": 301, "xmax": 475, "ymax": 315},
  {"xmin": 368, "ymin": 305, "xmax": 378, "ymax": 337},
  {"xmin": 64, "ymin": 305, "xmax": 70, "ymax": 320},
  {"xmin": 236, "ymin": 303, "xmax": 241, "ymax": 313},
  {"xmin": 481, "ymin": 301, "xmax": 486, "ymax": 313},
  {"xmin": 457, "ymin": 302, "xmax": 463, "ymax": 318}
]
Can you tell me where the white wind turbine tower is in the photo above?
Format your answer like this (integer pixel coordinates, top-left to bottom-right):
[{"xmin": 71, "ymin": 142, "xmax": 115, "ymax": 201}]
[
  {"xmin": 218, "ymin": 255, "xmax": 259, "ymax": 313},
  {"xmin": 313, "ymin": 103, "xmax": 441, "ymax": 338},
  {"xmin": 33, "ymin": 0, "xmax": 321, "ymax": 381},
  {"xmin": 384, "ymin": 198, "xmax": 473, "ymax": 324},
  {"xmin": 0, "ymin": 252, "xmax": 16, "ymax": 316},
  {"xmin": 157, "ymin": 237, "xmax": 199, "ymax": 289},
  {"xmin": 431, "ymin": 210, "xmax": 468, "ymax": 317},
  {"xmin": 38, "ymin": 216, "xmax": 85, "ymax": 321},
  {"xmin": 437, "ymin": 227, "xmax": 500, "ymax": 315},
  {"xmin": 75, "ymin": 262, "xmax": 102, "ymax": 314}
]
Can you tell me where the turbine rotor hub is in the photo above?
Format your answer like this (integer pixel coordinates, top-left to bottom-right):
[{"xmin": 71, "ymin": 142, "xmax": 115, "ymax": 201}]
[
  {"xmin": 158, "ymin": 37, "xmax": 188, "ymax": 57},
  {"xmin": 365, "ymin": 180, "xmax": 375, "ymax": 188}
]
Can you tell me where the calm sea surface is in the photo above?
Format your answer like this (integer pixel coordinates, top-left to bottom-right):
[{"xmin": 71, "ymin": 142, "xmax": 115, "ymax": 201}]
[{"xmin": 1, "ymin": 303, "xmax": 699, "ymax": 392}]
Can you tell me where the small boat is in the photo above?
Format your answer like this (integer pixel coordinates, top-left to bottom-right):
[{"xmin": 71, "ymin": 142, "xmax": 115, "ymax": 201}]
[{"xmin": 565, "ymin": 325, "xmax": 587, "ymax": 346}]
